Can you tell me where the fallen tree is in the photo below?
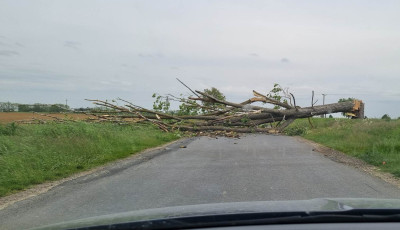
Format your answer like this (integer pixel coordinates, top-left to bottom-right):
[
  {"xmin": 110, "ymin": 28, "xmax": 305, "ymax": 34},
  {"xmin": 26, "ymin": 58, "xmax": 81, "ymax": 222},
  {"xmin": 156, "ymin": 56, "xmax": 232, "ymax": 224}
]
[{"xmin": 86, "ymin": 80, "xmax": 362, "ymax": 134}]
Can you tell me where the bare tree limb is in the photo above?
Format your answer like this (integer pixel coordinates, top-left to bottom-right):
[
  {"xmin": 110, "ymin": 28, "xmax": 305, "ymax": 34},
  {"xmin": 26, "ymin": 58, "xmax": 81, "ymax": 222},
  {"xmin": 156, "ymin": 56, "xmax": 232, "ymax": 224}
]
[
  {"xmin": 85, "ymin": 83, "xmax": 361, "ymax": 135},
  {"xmin": 252, "ymin": 90, "xmax": 292, "ymax": 109},
  {"xmin": 176, "ymin": 78, "xmax": 200, "ymax": 97}
]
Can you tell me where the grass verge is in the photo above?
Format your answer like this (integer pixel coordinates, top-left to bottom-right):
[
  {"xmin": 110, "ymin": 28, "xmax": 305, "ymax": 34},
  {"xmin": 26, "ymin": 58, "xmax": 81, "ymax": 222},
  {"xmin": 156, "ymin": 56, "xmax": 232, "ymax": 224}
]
[
  {"xmin": 0, "ymin": 122, "xmax": 180, "ymax": 197},
  {"xmin": 285, "ymin": 118, "xmax": 400, "ymax": 177}
]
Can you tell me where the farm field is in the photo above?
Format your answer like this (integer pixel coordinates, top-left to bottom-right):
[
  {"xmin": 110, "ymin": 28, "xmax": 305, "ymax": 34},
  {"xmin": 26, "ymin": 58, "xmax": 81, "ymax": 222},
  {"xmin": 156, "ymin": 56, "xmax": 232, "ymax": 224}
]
[{"xmin": 0, "ymin": 112, "xmax": 93, "ymax": 123}]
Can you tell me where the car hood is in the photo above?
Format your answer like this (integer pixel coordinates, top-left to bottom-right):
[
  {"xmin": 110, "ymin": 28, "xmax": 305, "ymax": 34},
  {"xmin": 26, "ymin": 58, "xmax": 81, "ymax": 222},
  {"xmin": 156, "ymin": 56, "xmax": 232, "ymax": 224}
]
[{"xmin": 32, "ymin": 198, "xmax": 400, "ymax": 230}]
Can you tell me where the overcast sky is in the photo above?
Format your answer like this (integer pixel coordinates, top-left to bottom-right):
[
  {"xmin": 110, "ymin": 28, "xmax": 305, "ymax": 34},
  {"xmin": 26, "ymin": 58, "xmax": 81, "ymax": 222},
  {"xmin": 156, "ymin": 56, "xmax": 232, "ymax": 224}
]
[{"xmin": 1, "ymin": 0, "xmax": 399, "ymax": 118}]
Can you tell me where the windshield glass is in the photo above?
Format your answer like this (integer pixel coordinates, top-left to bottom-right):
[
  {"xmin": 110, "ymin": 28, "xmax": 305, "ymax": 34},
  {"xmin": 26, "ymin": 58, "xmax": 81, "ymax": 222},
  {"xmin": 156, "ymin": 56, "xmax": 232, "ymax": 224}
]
[{"xmin": 0, "ymin": 1, "xmax": 400, "ymax": 229}]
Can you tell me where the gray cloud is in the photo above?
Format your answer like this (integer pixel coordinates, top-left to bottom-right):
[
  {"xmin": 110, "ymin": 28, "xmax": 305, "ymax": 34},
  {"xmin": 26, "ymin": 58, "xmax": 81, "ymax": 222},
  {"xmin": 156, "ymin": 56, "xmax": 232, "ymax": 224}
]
[
  {"xmin": 0, "ymin": 50, "xmax": 19, "ymax": 57},
  {"xmin": 138, "ymin": 53, "xmax": 164, "ymax": 58},
  {"xmin": 121, "ymin": 63, "xmax": 136, "ymax": 69},
  {"xmin": 15, "ymin": 42, "xmax": 24, "ymax": 47},
  {"xmin": 281, "ymin": 58, "xmax": 289, "ymax": 63},
  {"xmin": 0, "ymin": 35, "xmax": 24, "ymax": 48},
  {"xmin": 64, "ymin": 41, "xmax": 81, "ymax": 50},
  {"xmin": 249, "ymin": 53, "xmax": 259, "ymax": 57}
]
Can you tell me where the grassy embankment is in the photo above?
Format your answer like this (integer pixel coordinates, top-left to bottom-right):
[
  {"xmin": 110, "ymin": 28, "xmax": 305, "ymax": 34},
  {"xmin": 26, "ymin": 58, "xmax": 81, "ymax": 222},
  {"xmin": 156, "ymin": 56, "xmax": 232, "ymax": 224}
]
[
  {"xmin": 0, "ymin": 122, "xmax": 180, "ymax": 197},
  {"xmin": 285, "ymin": 118, "xmax": 400, "ymax": 177}
]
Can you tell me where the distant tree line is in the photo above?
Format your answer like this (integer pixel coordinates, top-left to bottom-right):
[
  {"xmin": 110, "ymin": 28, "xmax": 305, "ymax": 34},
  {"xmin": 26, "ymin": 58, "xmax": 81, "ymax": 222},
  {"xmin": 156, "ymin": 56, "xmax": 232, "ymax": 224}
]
[
  {"xmin": 0, "ymin": 102, "xmax": 69, "ymax": 112},
  {"xmin": 0, "ymin": 102, "xmax": 18, "ymax": 112}
]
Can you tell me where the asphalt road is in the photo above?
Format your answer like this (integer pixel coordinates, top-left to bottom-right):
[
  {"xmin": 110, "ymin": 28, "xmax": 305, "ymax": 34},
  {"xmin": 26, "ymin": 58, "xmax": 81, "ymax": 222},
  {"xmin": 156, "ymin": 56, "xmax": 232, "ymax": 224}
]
[{"xmin": 1, "ymin": 135, "xmax": 400, "ymax": 229}]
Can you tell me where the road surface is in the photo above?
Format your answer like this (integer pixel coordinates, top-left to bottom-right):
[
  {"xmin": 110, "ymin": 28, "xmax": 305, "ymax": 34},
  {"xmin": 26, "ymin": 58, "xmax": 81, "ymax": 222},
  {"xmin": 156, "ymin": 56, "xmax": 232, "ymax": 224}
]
[{"xmin": 1, "ymin": 135, "xmax": 400, "ymax": 229}]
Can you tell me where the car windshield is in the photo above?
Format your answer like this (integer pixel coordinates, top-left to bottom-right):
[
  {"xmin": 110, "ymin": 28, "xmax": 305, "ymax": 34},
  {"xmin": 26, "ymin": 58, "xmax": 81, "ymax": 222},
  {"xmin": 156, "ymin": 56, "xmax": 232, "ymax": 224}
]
[{"xmin": 0, "ymin": 1, "xmax": 400, "ymax": 230}]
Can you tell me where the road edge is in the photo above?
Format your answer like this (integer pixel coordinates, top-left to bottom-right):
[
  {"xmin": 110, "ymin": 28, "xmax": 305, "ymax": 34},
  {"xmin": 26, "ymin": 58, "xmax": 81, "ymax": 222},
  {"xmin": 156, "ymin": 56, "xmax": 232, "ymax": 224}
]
[
  {"xmin": 294, "ymin": 136, "xmax": 400, "ymax": 189},
  {"xmin": 0, "ymin": 137, "xmax": 191, "ymax": 210}
]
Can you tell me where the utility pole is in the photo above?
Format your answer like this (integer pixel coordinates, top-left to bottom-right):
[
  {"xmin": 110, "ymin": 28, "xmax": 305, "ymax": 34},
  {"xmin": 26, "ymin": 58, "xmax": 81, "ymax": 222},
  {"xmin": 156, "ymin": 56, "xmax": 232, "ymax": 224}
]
[
  {"xmin": 322, "ymin": 94, "xmax": 327, "ymax": 118},
  {"xmin": 65, "ymin": 99, "xmax": 68, "ymax": 108},
  {"xmin": 311, "ymin": 91, "xmax": 314, "ymax": 107}
]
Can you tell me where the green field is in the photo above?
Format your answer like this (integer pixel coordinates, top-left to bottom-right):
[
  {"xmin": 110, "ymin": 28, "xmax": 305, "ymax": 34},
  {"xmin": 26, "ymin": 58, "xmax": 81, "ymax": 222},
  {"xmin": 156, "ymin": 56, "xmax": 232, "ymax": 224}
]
[
  {"xmin": 0, "ymin": 122, "xmax": 180, "ymax": 197},
  {"xmin": 286, "ymin": 118, "xmax": 400, "ymax": 177}
]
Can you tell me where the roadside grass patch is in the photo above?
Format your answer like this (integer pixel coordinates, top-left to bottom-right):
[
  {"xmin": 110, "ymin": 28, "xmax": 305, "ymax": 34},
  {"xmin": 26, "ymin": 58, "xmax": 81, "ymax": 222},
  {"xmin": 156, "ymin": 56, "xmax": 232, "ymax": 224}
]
[
  {"xmin": 0, "ymin": 122, "xmax": 180, "ymax": 197},
  {"xmin": 284, "ymin": 125, "xmax": 308, "ymax": 136},
  {"xmin": 287, "ymin": 118, "xmax": 400, "ymax": 177}
]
